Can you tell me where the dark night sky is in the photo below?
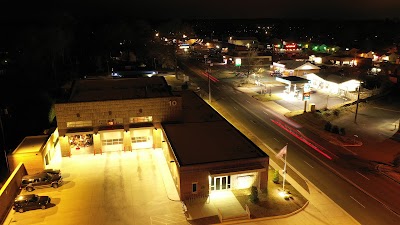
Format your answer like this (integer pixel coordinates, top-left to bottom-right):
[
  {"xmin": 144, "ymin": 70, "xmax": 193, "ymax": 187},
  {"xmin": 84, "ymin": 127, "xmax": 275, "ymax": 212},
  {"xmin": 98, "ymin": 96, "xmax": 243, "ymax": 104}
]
[{"xmin": 1, "ymin": 0, "xmax": 400, "ymax": 21}]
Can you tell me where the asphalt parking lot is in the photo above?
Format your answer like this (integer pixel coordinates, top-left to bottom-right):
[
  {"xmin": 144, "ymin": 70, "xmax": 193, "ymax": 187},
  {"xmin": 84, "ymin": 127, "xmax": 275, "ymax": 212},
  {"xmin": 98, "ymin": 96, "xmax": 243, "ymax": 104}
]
[{"xmin": 4, "ymin": 149, "xmax": 188, "ymax": 225}]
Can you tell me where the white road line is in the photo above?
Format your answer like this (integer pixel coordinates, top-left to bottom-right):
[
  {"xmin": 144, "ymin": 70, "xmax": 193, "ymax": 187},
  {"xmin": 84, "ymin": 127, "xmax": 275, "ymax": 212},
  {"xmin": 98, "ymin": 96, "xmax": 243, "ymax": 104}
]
[
  {"xmin": 246, "ymin": 100, "xmax": 251, "ymax": 104},
  {"xmin": 356, "ymin": 171, "xmax": 370, "ymax": 180},
  {"xmin": 303, "ymin": 160, "xmax": 314, "ymax": 168},
  {"xmin": 233, "ymin": 106, "xmax": 238, "ymax": 110},
  {"xmin": 263, "ymin": 111, "xmax": 269, "ymax": 115},
  {"xmin": 350, "ymin": 196, "xmax": 366, "ymax": 208},
  {"xmin": 274, "ymin": 138, "xmax": 280, "ymax": 142}
]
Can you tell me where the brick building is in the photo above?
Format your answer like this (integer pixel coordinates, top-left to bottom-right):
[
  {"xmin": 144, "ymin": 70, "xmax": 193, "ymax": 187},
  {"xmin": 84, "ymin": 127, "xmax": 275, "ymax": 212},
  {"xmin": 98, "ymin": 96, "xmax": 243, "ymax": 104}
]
[{"xmin": 53, "ymin": 76, "xmax": 269, "ymax": 200}]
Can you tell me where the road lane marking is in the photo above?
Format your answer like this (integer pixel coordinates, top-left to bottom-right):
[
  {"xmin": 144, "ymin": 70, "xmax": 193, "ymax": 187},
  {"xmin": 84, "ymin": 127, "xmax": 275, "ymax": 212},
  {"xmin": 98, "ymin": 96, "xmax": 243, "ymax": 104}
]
[
  {"xmin": 303, "ymin": 161, "xmax": 314, "ymax": 168},
  {"xmin": 350, "ymin": 196, "xmax": 366, "ymax": 208},
  {"xmin": 274, "ymin": 138, "xmax": 280, "ymax": 142},
  {"xmin": 356, "ymin": 171, "xmax": 370, "ymax": 180},
  {"xmin": 250, "ymin": 120, "xmax": 256, "ymax": 124},
  {"xmin": 246, "ymin": 100, "xmax": 251, "ymax": 104},
  {"xmin": 263, "ymin": 111, "xmax": 269, "ymax": 115},
  {"xmin": 233, "ymin": 106, "xmax": 238, "ymax": 110}
]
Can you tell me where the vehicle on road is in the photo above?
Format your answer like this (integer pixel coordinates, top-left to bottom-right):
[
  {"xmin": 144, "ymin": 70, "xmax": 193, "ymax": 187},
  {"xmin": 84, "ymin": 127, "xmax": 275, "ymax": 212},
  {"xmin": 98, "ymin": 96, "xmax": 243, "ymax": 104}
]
[
  {"xmin": 20, "ymin": 170, "xmax": 63, "ymax": 192},
  {"xmin": 13, "ymin": 194, "xmax": 51, "ymax": 213}
]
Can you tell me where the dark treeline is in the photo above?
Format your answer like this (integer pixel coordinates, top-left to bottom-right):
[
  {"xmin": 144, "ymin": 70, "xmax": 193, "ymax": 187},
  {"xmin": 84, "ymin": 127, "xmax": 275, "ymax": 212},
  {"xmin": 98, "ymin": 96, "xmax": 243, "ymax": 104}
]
[{"xmin": 0, "ymin": 14, "xmax": 399, "ymax": 154}]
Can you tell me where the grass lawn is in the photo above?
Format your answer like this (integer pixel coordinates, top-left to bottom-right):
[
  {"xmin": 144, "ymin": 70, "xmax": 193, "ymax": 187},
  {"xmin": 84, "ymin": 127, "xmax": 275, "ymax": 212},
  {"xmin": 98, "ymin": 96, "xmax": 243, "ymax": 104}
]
[
  {"xmin": 232, "ymin": 169, "xmax": 308, "ymax": 219},
  {"xmin": 252, "ymin": 93, "xmax": 282, "ymax": 101}
]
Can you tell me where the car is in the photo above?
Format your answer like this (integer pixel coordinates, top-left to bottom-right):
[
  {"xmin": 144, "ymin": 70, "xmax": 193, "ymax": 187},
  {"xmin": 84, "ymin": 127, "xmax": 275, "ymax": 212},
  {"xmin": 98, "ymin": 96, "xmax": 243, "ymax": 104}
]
[
  {"xmin": 43, "ymin": 168, "xmax": 61, "ymax": 176},
  {"xmin": 20, "ymin": 170, "xmax": 63, "ymax": 192},
  {"xmin": 13, "ymin": 194, "xmax": 51, "ymax": 213}
]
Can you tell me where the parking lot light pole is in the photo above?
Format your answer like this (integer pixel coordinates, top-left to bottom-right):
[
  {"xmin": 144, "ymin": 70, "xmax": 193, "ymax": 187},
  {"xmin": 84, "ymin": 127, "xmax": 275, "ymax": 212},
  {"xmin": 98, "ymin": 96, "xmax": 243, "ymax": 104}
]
[{"xmin": 354, "ymin": 82, "xmax": 362, "ymax": 123}]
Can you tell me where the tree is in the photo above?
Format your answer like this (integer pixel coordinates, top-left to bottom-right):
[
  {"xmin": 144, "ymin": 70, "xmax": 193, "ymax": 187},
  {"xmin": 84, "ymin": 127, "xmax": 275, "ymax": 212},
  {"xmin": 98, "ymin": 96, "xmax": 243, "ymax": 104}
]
[{"xmin": 249, "ymin": 186, "xmax": 259, "ymax": 203}]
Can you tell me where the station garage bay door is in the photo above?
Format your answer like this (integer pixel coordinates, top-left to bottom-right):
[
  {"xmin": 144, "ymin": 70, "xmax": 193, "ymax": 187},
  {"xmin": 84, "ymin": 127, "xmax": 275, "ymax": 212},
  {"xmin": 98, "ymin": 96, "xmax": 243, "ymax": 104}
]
[
  {"xmin": 101, "ymin": 131, "xmax": 124, "ymax": 152},
  {"xmin": 131, "ymin": 128, "xmax": 153, "ymax": 150}
]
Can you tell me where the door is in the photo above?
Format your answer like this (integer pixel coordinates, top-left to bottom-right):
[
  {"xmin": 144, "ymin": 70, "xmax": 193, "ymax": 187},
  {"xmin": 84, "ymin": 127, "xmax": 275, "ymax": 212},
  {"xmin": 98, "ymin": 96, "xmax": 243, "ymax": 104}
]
[
  {"xmin": 211, "ymin": 176, "xmax": 231, "ymax": 191},
  {"xmin": 131, "ymin": 128, "xmax": 153, "ymax": 150},
  {"xmin": 101, "ymin": 131, "xmax": 124, "ymax": 152}
]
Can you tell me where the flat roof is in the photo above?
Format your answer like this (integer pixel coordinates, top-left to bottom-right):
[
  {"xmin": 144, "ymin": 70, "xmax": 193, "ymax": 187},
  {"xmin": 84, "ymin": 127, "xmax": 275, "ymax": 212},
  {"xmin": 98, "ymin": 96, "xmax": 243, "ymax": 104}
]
[
  {"xmin": 163, "ymin": 121, "xmax": 267, "ymax": 166},
  {"xmin": 163, "ymin": 91, "xmax": 268, "ymax": 166},
  {"xmin": 181, "ymin": 90, "xmax": 224, "ymax": 123},
  {"xmin": 13, "ymin": 135, "xmax": 48, "ymax": 154},
  {"xmin": 67, "ymin": 76, "xmax": 173, "ymax": 103}
]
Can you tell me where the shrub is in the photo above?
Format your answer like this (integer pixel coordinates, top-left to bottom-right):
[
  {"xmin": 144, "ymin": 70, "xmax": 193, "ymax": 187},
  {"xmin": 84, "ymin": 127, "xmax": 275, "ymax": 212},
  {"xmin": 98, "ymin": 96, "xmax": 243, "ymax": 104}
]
[
  {"xmin": 181, "ymin": 82, "xmax": 188, "ymax": 90},
  {"xmin": 333, "ymin": 109, "xmax": 340, "ymax": 116},
  {"xmin": 324, "ymin": 122, "xmax": 332, "ymax": 131},
  {"xmin": 332, "ymin": 125, "xmax": 339, "ymax": 134},
  {"xmin": 339, "ymin": 127, "xmax": 346, "ymax": 135},
  {"xmin": 273, "ymin": 170, "xmax": 279, "ymax": 183},
  {"xmin": 249, "ymin": 186, "xmax": 259, "ymax": 203}
]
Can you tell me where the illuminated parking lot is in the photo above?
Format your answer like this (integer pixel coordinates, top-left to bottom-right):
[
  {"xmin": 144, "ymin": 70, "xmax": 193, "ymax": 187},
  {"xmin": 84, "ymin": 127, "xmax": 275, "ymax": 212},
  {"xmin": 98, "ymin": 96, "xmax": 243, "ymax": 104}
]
[{"xmin": 5, "ymin": 149, "xmax": 187, "ymax": 225}]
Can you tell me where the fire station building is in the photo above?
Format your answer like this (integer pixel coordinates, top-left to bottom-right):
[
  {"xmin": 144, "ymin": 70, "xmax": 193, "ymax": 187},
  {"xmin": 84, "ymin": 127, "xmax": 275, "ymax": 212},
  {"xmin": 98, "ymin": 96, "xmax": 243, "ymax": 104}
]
[{"xmin": 54, "ymin": 76, "xmax": 269, "ymax": 200}]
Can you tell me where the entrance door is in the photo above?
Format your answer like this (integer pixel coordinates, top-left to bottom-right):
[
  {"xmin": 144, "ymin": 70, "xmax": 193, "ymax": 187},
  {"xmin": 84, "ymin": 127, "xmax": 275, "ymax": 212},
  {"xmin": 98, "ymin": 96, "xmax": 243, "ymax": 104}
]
[{"xmin": 211, "ymin": 176, "xmax": 231, "ymax": 191}]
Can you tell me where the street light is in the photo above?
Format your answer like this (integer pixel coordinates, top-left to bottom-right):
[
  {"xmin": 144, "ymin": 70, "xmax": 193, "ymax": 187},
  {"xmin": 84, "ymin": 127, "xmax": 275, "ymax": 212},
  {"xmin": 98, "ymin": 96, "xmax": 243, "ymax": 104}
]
[
  {"xmin": 208, "ymin": 63, "xmax": 213, "ymax": 103},
  {"xmin": 354, "ymin": 81, "xmax": 363, "ymax": 123}
]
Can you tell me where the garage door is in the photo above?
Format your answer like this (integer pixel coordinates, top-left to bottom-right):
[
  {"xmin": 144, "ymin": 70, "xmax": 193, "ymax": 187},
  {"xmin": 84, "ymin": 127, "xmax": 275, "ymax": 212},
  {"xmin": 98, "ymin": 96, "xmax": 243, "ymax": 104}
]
[
  {"xmin": 131, "ymin": 128, "xmax": 153, "ymax": 150},
  {"xmin": 101, "ymin": 131, "xmax": 124, "ymax": 152}
]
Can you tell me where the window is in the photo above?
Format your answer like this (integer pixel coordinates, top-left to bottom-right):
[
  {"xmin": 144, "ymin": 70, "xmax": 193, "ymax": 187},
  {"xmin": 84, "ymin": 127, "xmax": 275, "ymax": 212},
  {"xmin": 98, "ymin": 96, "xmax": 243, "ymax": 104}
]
[
  {"xmin": 67, "ymin": 120, "xmax": 92, "ymax": 128},
  {"xmin": 192, "ymin": 182, "xmax": 198, "ymax": 193},
  {"xmin": 98, "ymin": 118, "xmax": 123, "ymax": 126},
  {"xmin": 131, "ymin": 136, "xmax": 147, "ymax": 143},
  {"xmin": 101, "ymin": 138, "xmax": 123, "ymax": 145},
  {"xmin": 129, "ymin": 116, "xmax": 153, "ymax": 123}
]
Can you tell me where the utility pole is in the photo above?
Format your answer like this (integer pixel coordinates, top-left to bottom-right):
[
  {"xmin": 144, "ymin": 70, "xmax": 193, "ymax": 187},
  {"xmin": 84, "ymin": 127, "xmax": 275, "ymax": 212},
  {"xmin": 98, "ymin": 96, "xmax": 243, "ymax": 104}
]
[
  {"xmin": 208, "ymin": 63, "xmax": 213, "ymax": 103},
  {"xmin": 354, "ymin": 82, "xmax": 362, "ymax": 123}
]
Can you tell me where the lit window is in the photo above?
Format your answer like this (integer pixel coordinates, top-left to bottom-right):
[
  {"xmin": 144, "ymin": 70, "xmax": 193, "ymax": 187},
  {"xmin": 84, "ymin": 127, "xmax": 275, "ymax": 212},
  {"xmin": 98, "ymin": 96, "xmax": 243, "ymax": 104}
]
[
  {"xmin": 130, "ymin": 116, "xmax": 153, "ymax": 123},
  {"xmin": 67, "ymin": 121, "xmax": 92, "ymax": 128}
]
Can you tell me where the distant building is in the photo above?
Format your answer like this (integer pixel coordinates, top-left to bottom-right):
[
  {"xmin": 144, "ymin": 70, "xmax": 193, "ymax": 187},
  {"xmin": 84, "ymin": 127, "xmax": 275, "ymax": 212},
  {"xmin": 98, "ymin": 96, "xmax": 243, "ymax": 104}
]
[
  {"xmin": 228, "ymin": 36, "xmax": 260, "ymax": 48},
  {"xmin": 272, "ymin": 60, "xmax": 320, "ymax": 76}
]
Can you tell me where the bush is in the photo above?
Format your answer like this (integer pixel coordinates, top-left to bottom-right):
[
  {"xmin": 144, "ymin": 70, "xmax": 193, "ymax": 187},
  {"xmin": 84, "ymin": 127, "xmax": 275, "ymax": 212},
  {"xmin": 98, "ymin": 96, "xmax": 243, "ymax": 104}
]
[
  {"xmin": 339, "ymin": 127, "xmax": 346, "ymax": 135},
  {"xmin": 273, "ymin": 170, "xmax": 279, "ymax": 183},
  {"xmin": 331, "ymin": 125, "xmax": 339, "ymax": 134},
  {"xmin": 333, "ymin": 109, "xmax": 340, "ymax": 116},
  {"xmin": 249, "ymin": 186, "xmax": 259, "ymax": 203},
  {"xmin": 324, "ymin": 122, "xmax": 332, "ymax": 131},
  {"xmin": 181, "ymin": 82, "xmax": 188, "ymax": 90}
]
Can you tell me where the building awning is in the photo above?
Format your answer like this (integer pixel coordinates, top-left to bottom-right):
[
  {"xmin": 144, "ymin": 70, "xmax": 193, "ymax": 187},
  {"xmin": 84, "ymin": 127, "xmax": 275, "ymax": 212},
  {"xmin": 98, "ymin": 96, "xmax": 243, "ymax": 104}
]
[
  {"xmin": 276, "ymin": 76, "xmax": 310, "ymax": 85},
  {"xmin": 209, "ymin": 164, "xmax": 266, "ymax": 177}
]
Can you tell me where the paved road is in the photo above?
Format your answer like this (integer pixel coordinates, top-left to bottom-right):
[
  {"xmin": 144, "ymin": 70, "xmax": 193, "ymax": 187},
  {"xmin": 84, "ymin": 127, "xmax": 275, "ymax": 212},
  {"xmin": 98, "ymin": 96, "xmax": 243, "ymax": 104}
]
[{"xmin": 179, "ymin": 58, "xmax": 400, "ymax": 225}]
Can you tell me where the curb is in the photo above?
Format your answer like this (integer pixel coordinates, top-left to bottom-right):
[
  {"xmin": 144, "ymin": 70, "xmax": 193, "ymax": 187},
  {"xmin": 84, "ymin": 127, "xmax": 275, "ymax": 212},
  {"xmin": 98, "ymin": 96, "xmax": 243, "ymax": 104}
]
[{"xmin": 211, "ymin": 201, "xmax": 310, "ymax": 225}]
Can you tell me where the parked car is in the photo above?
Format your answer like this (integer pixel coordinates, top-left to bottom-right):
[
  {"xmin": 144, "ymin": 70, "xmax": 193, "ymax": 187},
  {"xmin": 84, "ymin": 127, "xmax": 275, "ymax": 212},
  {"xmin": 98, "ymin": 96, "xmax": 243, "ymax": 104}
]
[
  {"xmin": 13, "ymin": 194, "xmax": 51, "ymax": 213},
  {"xmin": 20, "ymin": 170, "xmax": 63, "ymax": 192},
  {"xmin": 43, "ymin": 168, "xmax": 61, "ymax": 176}
]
